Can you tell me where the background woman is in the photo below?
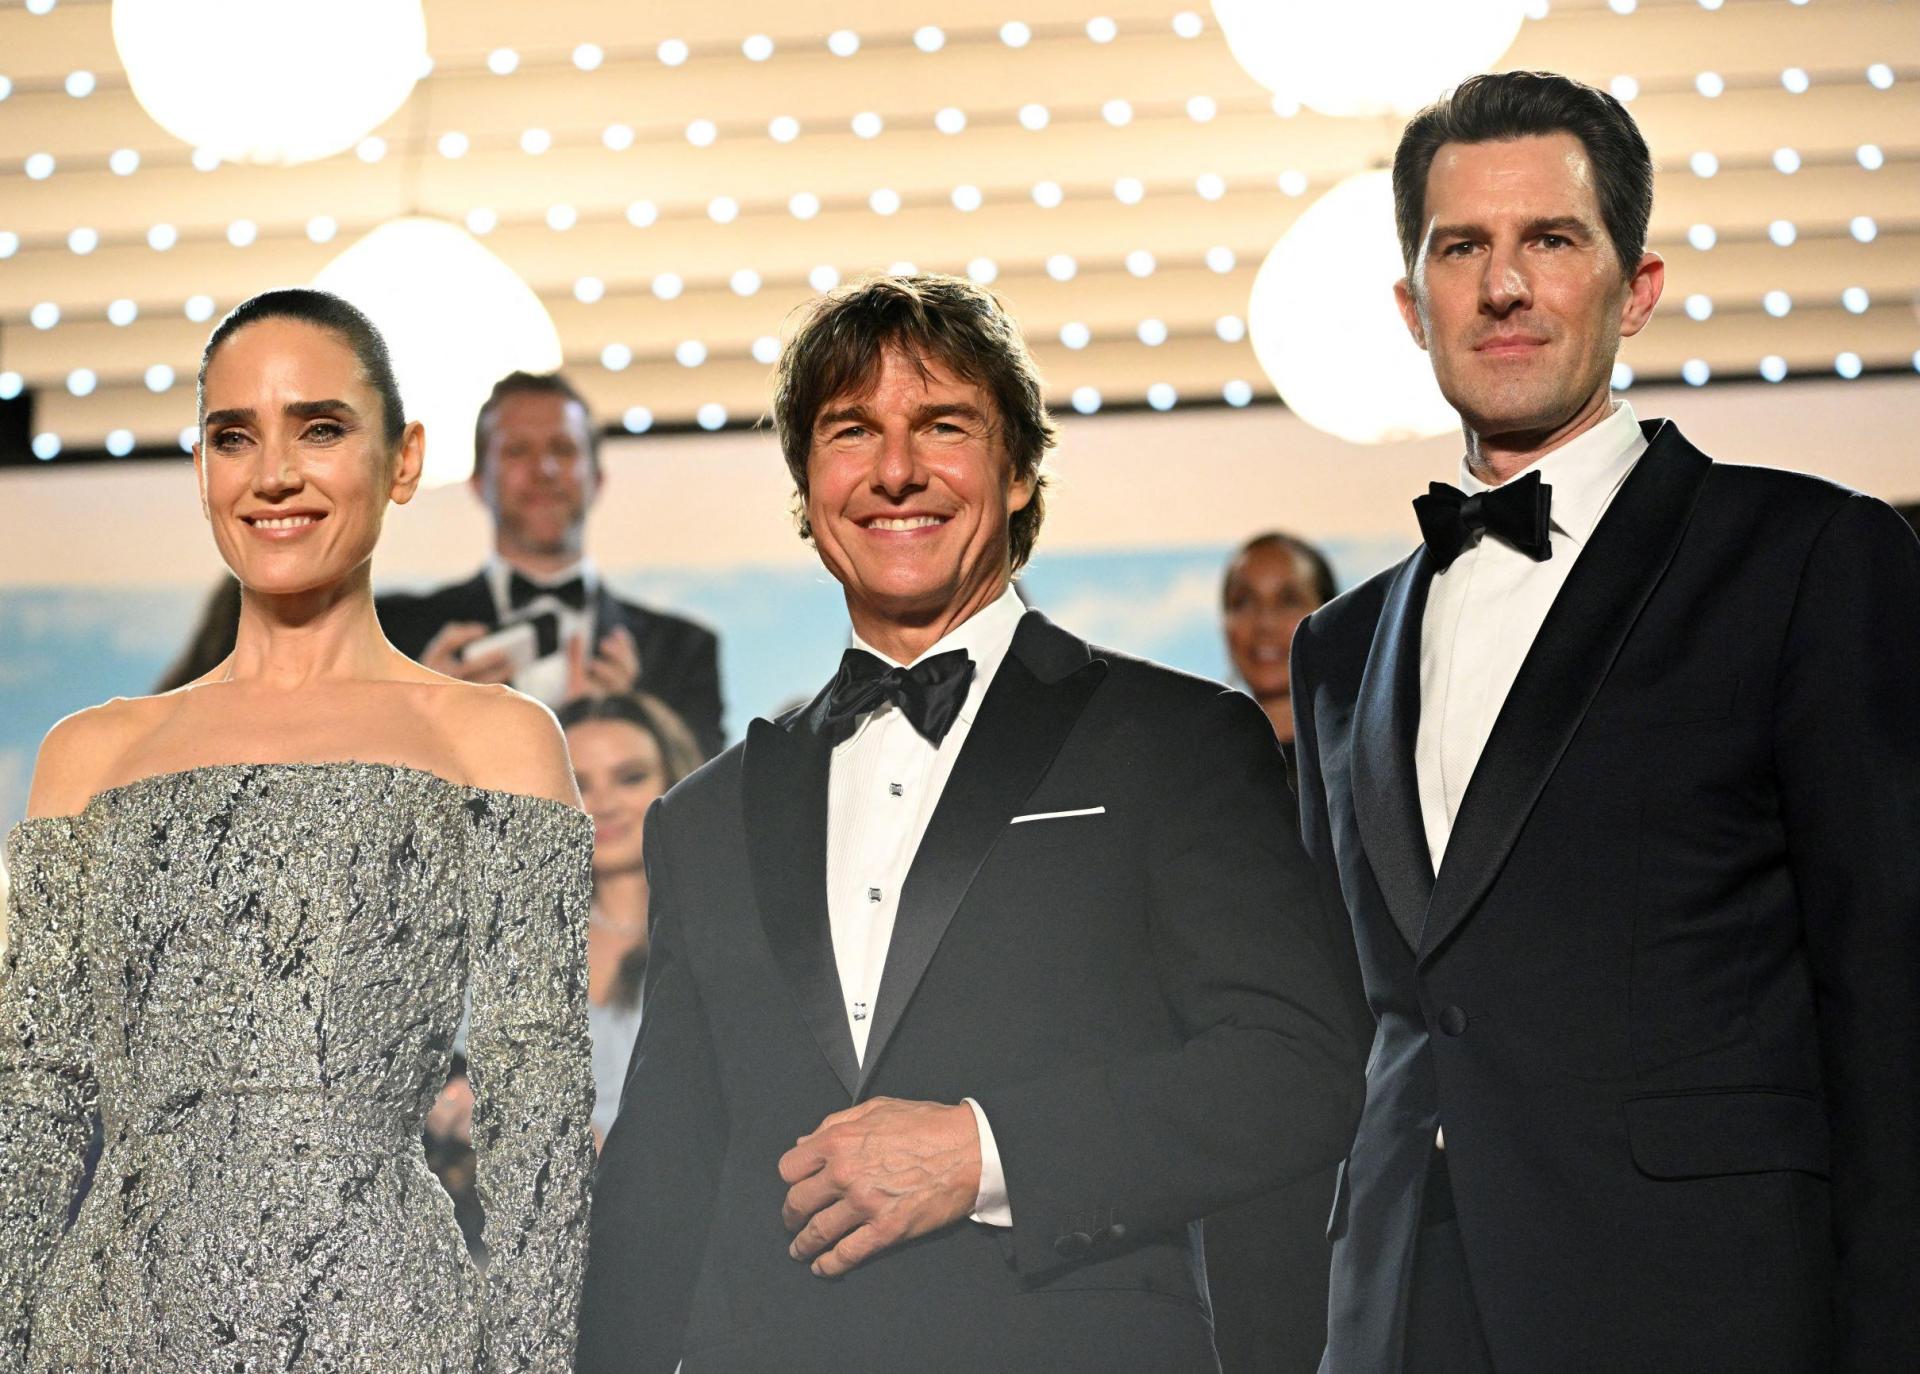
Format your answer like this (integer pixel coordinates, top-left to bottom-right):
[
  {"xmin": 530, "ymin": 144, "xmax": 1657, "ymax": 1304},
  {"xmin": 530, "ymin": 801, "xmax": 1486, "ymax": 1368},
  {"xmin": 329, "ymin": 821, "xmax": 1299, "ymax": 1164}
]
[
  {"xmin": 1221, "ymin": 530, "xmax": 1339, "ymax": 768},
  {"xmin": 0, "ymin": 288, "xmax": 593, "ymax": 1372},
  {"xmin": 557, "ymin": 692, "xmax": 702, "ymax": 1149}
]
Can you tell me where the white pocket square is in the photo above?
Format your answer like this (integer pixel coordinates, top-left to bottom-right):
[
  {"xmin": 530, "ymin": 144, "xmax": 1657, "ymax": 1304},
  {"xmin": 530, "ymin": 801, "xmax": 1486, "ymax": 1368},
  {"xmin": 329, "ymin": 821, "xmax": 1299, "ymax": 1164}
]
[{"xmin": 1010, "ymin": 806, "xmax": 1106, "ymax": 825}]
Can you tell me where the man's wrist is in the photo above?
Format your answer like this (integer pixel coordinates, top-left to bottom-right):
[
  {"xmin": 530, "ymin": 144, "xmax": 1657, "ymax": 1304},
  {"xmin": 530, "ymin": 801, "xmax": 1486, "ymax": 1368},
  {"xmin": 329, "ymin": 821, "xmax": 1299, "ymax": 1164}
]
[{"xmin": 963, "ymin": 1097, "xmax": 1012, "ymax": 1227}]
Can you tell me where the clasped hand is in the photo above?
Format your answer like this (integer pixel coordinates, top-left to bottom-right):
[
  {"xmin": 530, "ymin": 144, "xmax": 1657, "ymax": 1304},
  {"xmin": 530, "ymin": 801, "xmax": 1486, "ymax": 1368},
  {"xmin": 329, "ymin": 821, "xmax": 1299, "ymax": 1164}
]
[{"xmin": 778, "ymin": 1097, "xmax": 982, "ymax": 1278}]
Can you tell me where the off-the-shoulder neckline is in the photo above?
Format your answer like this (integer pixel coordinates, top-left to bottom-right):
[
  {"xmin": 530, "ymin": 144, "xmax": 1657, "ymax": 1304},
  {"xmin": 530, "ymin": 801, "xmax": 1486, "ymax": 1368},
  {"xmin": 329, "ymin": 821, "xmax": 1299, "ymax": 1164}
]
[{"xmin": 15, "ymin": 760, "xmax": 587, "ymax": 830}]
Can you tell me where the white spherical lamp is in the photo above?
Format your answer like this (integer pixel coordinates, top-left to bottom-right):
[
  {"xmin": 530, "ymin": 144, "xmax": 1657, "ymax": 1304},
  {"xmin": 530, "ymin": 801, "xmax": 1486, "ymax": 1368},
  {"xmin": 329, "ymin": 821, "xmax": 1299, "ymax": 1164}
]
[
  {"xmin": 1247, "ymin": 171, "xmax": 1459, "ymax": 446},
  {"xmin": 314, "ymin": 217, "xmax": 564, "ymax": 488},
  {"xmin": 113, "ymin": 0, "xmax": 426, "ymax": 165},
  {"xmin": 1210, "ymin": 0, "xmax": 1527, "ymax": 118}
]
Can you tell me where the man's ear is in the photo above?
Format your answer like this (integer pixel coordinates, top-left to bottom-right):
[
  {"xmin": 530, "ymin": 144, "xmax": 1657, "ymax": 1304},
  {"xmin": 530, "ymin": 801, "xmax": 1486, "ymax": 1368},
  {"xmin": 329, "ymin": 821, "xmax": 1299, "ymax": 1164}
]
[
  {"xmin": 1006, "ymin": 462, "xmax": 1035, "ymax": 516},
  {"xmin": 1618, "ymin": 251, "xmax": 1665, "ymax": 340},
  {"xmin": 1394, "ymin": 277, "xmax": 1429, "ymax": 352},
  {"xmin": 389, "ymin": 421, "xmax": 426, "ymax": 506}
]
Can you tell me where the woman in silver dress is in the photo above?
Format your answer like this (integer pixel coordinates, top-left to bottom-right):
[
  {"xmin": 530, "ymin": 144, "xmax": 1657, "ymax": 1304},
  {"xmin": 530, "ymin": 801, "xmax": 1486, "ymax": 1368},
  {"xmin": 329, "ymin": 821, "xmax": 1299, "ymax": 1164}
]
[{"xmin": 0, "ymin": 288, "xmax": 595, "ymax": 1372}]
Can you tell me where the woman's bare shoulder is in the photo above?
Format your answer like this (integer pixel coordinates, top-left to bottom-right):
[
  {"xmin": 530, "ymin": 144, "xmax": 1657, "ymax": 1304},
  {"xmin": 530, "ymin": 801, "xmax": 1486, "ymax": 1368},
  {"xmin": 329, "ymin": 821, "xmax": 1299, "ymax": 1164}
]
[
  {"xmin": 437, "ymin": 684, "xmax": 582, "ymax": 809},
  {"xmin": 26, "ymin": 696, "xmax": 170, "ymax": 819}
]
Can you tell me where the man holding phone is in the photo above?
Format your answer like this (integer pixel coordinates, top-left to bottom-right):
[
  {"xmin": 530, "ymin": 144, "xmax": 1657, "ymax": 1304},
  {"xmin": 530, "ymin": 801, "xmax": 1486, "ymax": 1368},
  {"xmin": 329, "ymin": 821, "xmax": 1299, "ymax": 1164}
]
[{"xmin": 379, "ymin": 370, "xmax": 725, "ymax": 757}]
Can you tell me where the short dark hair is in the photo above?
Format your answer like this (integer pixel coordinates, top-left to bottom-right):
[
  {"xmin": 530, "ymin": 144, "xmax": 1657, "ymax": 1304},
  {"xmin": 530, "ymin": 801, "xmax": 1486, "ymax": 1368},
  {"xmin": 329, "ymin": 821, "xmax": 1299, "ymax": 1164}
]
[
  {"xmin": 1393, "ymin": 71, "xmax": 1653, "ymax": 280},
  {"xmin": 771, "ymin": 274, "xmax": 1055, "ymax": 573},
  {"xmin": 1225, "ymin": 532, "xmax": 1338, "ymax": 609},
  {"xmin": 474, "ymin": 371, "xmax": 598, "ymax": 473},
  {"xmin": 198, "ymin": 287, "xmax": 406, "ymax": 447}
]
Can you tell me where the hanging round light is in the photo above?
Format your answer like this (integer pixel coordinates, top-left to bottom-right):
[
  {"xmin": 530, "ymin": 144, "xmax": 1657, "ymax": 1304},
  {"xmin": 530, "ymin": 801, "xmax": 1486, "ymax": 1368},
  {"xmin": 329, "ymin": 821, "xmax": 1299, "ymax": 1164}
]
[
  {"xmin": 112, "ymin": 0, "xmax": 426, "ymax": 165},
  {"xmin": 314, "ymin": 217, "xmax": 563, "ymax": 487},
  {"xmin": 1247, "ymin": 171, "xmax": 1458, "ymax": 446},
  {"xmin": 1210, "ymin": 0, "xmax": 1527, "ymax": 118}
]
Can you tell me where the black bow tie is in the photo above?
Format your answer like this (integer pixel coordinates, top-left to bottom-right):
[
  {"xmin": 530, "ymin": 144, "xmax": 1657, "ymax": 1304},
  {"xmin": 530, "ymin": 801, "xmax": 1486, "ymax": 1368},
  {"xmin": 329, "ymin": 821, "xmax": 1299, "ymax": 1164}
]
[
  {"xmin": 822, "ymin": 648, "xmax": 975, "ymax": 747},
  {"xmin": 507, "ymin": 571, "xmax": 589, "ymax": 611},
  {"xmin": 1413, "ymin": 469, "xmax": 1554, "ymax": 571}
]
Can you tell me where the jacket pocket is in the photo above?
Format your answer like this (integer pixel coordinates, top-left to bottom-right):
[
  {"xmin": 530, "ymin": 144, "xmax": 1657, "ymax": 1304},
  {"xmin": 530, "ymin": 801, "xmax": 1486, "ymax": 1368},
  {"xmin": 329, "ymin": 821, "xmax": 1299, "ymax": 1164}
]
[{"xmin": 1625, "ymin": 1087, "xmax": 1830, "ymax": 1180}]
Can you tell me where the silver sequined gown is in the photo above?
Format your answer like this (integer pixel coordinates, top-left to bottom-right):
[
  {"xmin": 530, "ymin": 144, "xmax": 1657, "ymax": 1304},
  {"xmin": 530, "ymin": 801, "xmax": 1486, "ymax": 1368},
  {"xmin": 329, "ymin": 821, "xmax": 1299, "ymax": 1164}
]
[{"xmin": 0, "ymin": 763, "xmax": 595, "ymax": 1374}]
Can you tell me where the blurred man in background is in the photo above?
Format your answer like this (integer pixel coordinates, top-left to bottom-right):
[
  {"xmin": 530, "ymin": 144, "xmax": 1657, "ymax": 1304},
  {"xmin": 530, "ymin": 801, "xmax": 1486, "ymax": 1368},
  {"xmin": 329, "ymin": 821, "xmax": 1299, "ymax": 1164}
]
[{"xmin": 378, "ymin": 371, "xmax": 725, "ymax": 757}]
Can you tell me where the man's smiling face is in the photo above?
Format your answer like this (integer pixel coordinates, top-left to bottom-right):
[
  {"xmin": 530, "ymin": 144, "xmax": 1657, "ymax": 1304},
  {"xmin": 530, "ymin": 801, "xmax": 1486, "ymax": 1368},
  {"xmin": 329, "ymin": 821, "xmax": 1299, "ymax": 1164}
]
[{"xmin": 805, "ymin": 345, "xmax": 1032, "ymax": 639}]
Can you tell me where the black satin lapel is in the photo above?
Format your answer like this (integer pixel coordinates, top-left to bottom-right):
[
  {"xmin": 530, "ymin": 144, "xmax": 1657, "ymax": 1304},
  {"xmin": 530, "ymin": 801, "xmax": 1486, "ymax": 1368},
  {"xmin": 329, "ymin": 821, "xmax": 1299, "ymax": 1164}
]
[
  {"xmin": 856, "ymin": 633, "xmax": 1107, "ymax": 1096},
  {"xmin": 1350, "ymin": 551, "xmax": 1437, "ymax": 950},
  {"xmin": 1419, "ymin": 429, "xmax": 1712, "ymax": 963},
  {"xmin": 743, "ymin": 713, "xmax": 859, "ymax": 1099}
]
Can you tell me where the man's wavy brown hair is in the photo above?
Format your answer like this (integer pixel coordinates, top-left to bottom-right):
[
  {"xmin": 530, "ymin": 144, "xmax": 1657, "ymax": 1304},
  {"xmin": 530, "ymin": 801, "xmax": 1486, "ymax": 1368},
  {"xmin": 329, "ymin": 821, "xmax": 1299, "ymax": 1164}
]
[{"xmin": 771, "ymin": 274, "xmax": 1055, "ymax": 573}]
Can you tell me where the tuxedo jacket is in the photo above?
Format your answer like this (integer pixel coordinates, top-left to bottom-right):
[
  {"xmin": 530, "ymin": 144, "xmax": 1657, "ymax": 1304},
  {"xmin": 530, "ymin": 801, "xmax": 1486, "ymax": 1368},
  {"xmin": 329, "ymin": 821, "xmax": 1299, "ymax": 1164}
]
[
  {"xmin": 578, "ymin": 611, "xmax": 1368, "ymax": 1374},
  {"xmin": 1290, "ymin": 421, "xmax": 1920, "ymax": 1373},
  {"xmin": 376, "ymin": 570, "xmax": 725, "ymax": 757}
]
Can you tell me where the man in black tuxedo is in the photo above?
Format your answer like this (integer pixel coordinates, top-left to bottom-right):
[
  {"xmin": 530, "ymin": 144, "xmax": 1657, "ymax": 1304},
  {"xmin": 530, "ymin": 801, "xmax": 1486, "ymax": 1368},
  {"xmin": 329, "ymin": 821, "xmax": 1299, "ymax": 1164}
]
[
  {"xmin": 1291, "ymin": 72, "xmax": 1920, "ymax": 1373},
  {"xmin": 578, "ymin": 275, "xmax": 1367, "ymax": 1372},
  {"xmin": 376, "ymin": 371, "xmax": 724, "ymax": 756}
]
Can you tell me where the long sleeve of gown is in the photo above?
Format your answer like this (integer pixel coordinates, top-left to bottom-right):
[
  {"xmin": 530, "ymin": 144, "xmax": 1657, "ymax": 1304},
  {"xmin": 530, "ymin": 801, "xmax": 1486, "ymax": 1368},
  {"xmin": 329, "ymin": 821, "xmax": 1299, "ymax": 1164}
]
[
  {"xmin": 0, "ymin": 819, "xmax": 97, "ymax": 1371},
  {"xmin": 463, "ymin": 792, "xmax": 596, "ymax": 1374}
]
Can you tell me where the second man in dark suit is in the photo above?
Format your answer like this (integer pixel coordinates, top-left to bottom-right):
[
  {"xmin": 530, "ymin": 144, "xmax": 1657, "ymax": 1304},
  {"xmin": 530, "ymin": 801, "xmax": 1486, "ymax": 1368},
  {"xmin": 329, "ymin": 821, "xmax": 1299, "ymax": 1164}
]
[
  {"xmin": 578, "ymin": 275, "xmax": 1367, "ymax": 1372},
  {"xmin": 1292, "ymin": 71, "xmax": 1920, "ymax": 1373}
]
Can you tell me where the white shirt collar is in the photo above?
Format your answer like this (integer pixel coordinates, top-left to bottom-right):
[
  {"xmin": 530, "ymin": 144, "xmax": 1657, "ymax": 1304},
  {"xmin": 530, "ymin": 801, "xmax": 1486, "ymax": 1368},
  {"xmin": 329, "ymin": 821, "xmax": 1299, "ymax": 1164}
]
[
  {"xmin": 848, "ymin": 582, "xmax": 1027, "ymax": 730},
  {"xmin": 484, "ymin": 553, "xmax": 599, "ymax": 616},
  {"xmin": 1459, "ymin": 399, "xmax": 1645, "ymax": 548}
]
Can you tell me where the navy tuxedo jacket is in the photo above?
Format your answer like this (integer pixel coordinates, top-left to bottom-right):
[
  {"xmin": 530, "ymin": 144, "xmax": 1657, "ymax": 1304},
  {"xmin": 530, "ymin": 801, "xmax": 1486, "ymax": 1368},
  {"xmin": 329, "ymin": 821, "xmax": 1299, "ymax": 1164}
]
[
  {"xmin": 578, "ymin": 611, "xmax": 1367, "ymax": 1373},
  {"xmin": 1292, "ymin": 421, "xmax": 1920, "ymax": 1373}
]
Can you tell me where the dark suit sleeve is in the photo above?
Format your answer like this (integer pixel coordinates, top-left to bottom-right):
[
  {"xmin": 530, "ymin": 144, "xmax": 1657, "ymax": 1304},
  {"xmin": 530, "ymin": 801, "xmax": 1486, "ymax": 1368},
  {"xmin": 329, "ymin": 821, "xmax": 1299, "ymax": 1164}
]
[
  {"xmin": 618, "ymin": 604, "xmax": 726, "ymax": 760},
  {"xmin": 976, "ymin": 686, "xmax": 1367, "ymax": 1276},
  {"xmin": 1772, "ymin": 494, "xmax": 1920, "ymax": 1371},
  {"xmin": 1289, "ymin": 616, "xmax": 1372, "ymax": 1027},
  {"xmin": 577, "ymin": 799, "xmax": 729, "ymax": 1374},
  {"xmin": 675, "ymin": 626, "xmax": 726, "ymax": 760}
]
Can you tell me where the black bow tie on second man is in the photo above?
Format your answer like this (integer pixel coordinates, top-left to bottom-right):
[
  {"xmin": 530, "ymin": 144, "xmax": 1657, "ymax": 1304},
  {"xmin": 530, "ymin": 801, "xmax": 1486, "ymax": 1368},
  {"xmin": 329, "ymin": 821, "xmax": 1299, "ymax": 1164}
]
[
  {"xmin": 507, "ymin": 571, "xmax": 589, "ymax": 611},
  {"xmin": 822, "ymin": 648, "xmax": 976, "ymax": 747},
  {"xmin": 1412, "ymin": 468, "xmax": 1555, "ymax": 571}
]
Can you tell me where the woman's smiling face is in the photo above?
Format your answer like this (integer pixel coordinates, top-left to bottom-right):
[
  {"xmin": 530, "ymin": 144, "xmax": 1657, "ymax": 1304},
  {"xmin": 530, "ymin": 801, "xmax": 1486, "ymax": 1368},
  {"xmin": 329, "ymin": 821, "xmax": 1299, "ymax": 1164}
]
[{"xmin": 195, "ymin": 316, "xmax": 421, "ymax": 594}]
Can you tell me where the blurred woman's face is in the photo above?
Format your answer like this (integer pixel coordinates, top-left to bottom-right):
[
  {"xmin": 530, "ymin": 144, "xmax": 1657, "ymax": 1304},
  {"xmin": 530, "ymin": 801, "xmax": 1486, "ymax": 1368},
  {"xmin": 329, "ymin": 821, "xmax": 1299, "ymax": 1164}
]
[
  {"xmin": 1223, "ymin": 542, "xmax": 1324, "ymax": 713},
  {"xmin": 567, "ymin": 718, "xmax": 668, "ymax": 873},
  {"xmin": 194, "ymin": 318, "xmax": 421, "ymax": 596}
]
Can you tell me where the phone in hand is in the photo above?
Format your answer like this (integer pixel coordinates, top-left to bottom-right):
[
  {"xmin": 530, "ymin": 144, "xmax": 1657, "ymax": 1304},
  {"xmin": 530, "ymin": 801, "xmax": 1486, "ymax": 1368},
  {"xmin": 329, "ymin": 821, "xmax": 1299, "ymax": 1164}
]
[{"xmin": 458, "ymin": 611, "xmax": 562, "ymax": 676}]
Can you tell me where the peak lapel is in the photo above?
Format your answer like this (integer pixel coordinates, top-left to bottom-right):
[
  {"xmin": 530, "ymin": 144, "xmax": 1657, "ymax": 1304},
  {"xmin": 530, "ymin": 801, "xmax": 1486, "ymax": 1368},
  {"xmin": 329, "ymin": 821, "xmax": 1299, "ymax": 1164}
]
[
  {"xmin": 743, "ymin": 694, "xmax": 860, "ymax": 1099},
  {"xmin": 855, "ymin": 613, "xmax": 1107, "ymax": 1097},
  {"xmin": 1351, "ymin": 550, "xmax": 1438, "ymax": 950},
  {"xmin": 1418, "ymin": 423, "xmax": 1712, "ymax": 963}
]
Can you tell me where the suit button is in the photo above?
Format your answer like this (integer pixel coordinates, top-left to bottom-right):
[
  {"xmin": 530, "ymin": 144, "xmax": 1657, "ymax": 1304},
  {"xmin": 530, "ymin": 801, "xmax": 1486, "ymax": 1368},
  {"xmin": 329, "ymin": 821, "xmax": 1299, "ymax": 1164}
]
[
  {"xmin": 1437, "ymin": 1005, "xmax": 1468, "ymax": 1036},
  {"xmin": 1054, "ymin": 1231, "xmax": 1093, "ymax": 1260}
]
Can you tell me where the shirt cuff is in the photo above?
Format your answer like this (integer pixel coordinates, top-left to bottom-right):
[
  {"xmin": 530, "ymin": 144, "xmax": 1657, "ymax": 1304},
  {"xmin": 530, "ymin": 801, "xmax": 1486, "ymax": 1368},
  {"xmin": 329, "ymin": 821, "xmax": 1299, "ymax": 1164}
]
[{"xmin": 963, "ymin": 1097, "xmax": 1012, "ymax": 1227}]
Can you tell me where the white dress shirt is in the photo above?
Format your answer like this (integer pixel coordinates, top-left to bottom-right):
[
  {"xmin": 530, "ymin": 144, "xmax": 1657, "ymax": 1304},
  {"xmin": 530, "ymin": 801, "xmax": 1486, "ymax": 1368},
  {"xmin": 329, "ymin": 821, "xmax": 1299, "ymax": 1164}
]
[
  {"xmin": 825, "ymin": 582, "xmax": 1026, "ymax": 1227},
  {"xmin": 1415, "ymin": 401, "xmax": 1647, "ymax": 869},
  {"xmin": 1415, "ymin": 402, "xmax": 1645, "ymax": 1150},
  {"xmin": 483, "ymin": 554, "xmax": 601, "ymax": 707}
]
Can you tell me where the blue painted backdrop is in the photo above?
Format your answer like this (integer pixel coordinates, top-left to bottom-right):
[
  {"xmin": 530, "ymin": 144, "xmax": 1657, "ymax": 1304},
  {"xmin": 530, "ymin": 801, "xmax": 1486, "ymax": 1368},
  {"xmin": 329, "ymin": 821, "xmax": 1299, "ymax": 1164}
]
[{"xmin": 0, "ymin": 536, "xmax": 1408, "ymax": 829}]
